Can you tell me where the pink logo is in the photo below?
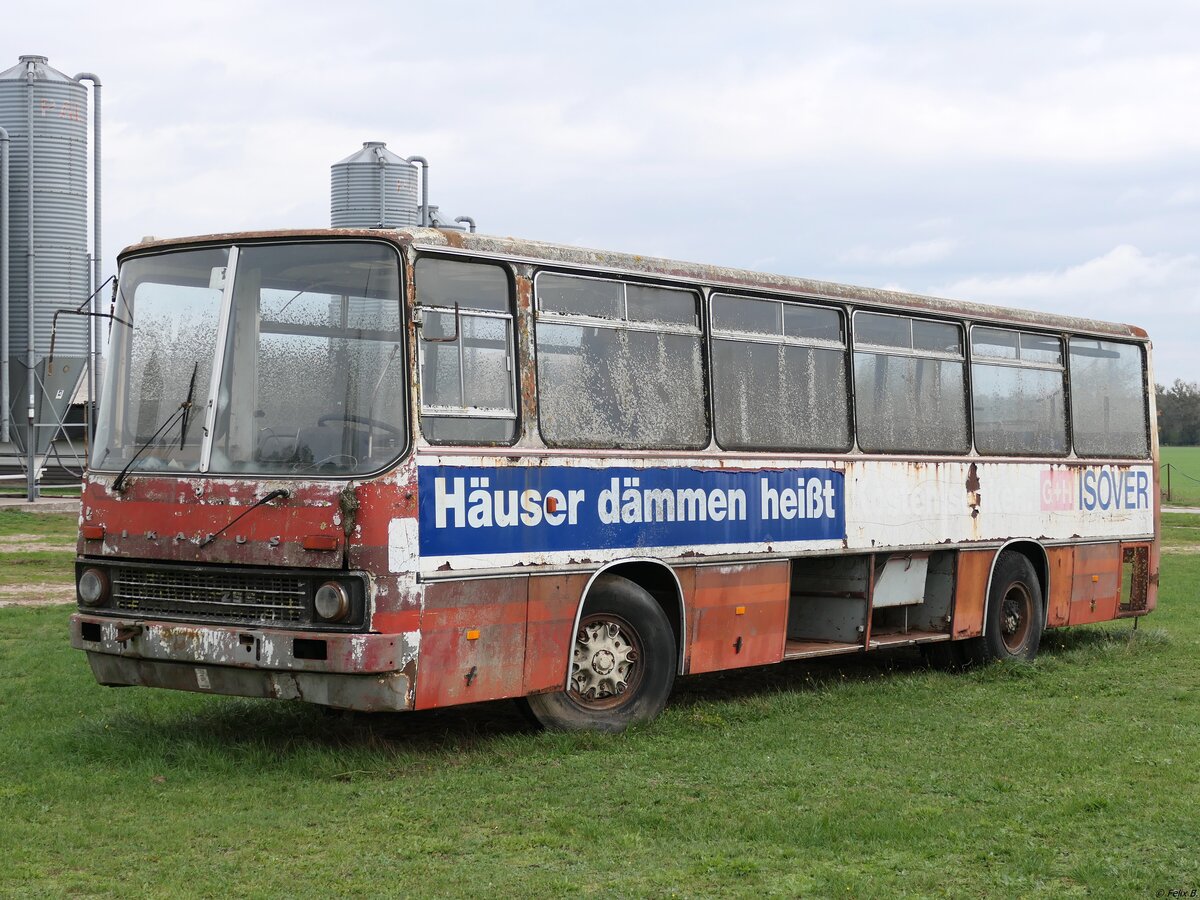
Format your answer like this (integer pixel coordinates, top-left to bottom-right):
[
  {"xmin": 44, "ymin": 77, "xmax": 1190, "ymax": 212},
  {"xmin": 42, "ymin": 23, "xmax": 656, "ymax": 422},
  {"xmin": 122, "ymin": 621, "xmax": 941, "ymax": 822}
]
[{"xmin": 1040, "ymin": 470, "xmax": 1074, "ymax": 511}]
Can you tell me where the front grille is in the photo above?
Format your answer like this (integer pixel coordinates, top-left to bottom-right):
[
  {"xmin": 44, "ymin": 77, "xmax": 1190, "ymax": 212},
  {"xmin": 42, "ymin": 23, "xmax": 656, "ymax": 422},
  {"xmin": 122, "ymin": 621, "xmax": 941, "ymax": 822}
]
[{"xmin": 111, "ymin": 566, "xmax": 308, "ymax": 626}]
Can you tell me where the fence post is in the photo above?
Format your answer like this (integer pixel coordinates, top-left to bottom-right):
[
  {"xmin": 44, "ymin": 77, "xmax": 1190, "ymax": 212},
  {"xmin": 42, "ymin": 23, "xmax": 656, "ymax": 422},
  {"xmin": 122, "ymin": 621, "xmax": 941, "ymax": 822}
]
[{"xmin": 1166, "ymin": 463, "xmax": 1172, "ymax": 502}]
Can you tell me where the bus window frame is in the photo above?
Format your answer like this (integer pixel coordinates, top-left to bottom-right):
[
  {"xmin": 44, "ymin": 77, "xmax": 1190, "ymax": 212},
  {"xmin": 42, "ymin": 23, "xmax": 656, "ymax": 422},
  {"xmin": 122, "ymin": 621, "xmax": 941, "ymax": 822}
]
[
  {"xmin": 851, "ymin": 309, "xmax": 971, "ymax": 456},
  {"xmin": 532, "ymin": 269, "xmax": 709, "ymax": 451},
  {"xmin": 413, "ymin": 254, "xmax": 521, "ymax": 447},
  {"xmin": 967, "ymin": 324, "xmax": 1070, "ymax": 459},
  {"xmin": 1066, "ymin": 336, "xmax": 1152, "ymax": 460},
  {"xmin": 708, "ymin": 291, "xmax": 853, "ymax": 454}
]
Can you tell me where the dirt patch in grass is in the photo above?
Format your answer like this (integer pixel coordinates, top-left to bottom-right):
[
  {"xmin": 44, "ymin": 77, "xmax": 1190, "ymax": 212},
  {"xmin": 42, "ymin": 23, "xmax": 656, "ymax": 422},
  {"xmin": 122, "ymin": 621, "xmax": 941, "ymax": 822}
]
[
  {"xmin": 0, "ymin": 582, "xmax": 74, "ymax": 607},
  {"xmin": 0, "ymin": 535, "xmax": 72, "ymax": 553}
]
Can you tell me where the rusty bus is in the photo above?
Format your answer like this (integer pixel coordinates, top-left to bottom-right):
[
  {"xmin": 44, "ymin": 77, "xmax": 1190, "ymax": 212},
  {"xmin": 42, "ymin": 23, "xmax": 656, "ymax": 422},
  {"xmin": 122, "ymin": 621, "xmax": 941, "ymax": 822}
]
[{"xmin": 70, "ymin": 228, "xmax": 1158, "ymax": 731}]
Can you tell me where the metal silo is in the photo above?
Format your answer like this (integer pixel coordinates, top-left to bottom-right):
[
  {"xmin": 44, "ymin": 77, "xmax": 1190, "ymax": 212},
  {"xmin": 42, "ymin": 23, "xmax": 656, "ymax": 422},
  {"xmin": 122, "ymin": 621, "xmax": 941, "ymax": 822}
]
[
  {"xmin": 0, "ymin": 56, "xmax": 89, "ymax": 361},
  {"xmin": 331, "ymin": 141, "xmax": 420, "ymax": 228},
  {"xmin": 0, "ymin": 55, "xmax": 91, "ymax": 498}
]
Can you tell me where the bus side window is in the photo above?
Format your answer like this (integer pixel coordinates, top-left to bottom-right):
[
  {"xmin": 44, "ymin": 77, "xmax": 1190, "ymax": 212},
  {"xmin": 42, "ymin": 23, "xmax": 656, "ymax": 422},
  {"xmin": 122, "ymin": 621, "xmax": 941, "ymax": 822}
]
[
  {"xmin": 1068, "ymin": 338, "xmax": 1149, "ymax": 458},
  {"xmin": 710, "ymin": 293, "xmax": 850, "ymax": 452},
  {"xmin": 971, "ymin": 327, "xmax": 1068, "ymax": 456},
  {"xmin": 534, "ymin": 273, "xmax": 707, "ymax": 450},
  {"xmin": 415, "ymin": 257, "xmax": 518, "ymax": 445},
  {"xmin": 853, "ymin": 312, "xmax": 969, "ymax": 454}
]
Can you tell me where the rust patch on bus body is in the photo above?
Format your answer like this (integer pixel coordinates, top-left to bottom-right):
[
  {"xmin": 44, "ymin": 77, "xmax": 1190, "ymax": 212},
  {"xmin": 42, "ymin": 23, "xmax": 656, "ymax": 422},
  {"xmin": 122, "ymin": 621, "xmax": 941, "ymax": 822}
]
[
  {"xmin": 71, "ymin": 615, "xmax": 410, "ymax": 675},
  {"xmin": 514, "ymin": 273, "xmax": 540, "ymax": 439},
  {"xmin": 687, "ymin": 561, "xmax": 789, "ymax": 674},
  {"xmin": 1069, "ymin": 543, "xmax": 1121, "ymax": 625},
  {"xmin": 965, "ymin": 462, "xmax": 981, "ymax": 521},
  {"xmin": 523, "ymin": 572, "xmax": 590, "ymax": 694},
  {"xmin": 414, "ymin": 577, "xmax": 529, "ymax": 709},
  {"xmin": 80, "ymin": 647, "xmax": 413, "ymax": 711},
  {"xmin": 1118, "ymin": 543, "xmax": 1150, "ymax": 613},
  {"xmin": 1145, "ymin": 538, "xmax": 1160, "ymax": 614},
  {"xmin": 79, "ymin": 474, "xmax": 345, "ymax": 569},
  {"xmin": 965, "ymin": 463, "xmax": 980, "ymax": 494},
  {"xmin": 952, "ymin": 549, "xmax": 994, "ymax": 638},
  {"xmin": 1044, "ymin": 546, "xmax": 1074, "ymax": 627}
]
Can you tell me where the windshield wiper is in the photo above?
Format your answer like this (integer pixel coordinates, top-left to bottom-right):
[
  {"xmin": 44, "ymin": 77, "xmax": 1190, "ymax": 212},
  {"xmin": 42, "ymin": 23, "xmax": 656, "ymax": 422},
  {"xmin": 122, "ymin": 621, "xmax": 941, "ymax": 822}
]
[
  {"xmin": 178, "ymin": 362, "xmax": 199, "ymax": 450},
  {"xmin": 111, "ymin": 367, "xmax": 201, "ymax": 494}
]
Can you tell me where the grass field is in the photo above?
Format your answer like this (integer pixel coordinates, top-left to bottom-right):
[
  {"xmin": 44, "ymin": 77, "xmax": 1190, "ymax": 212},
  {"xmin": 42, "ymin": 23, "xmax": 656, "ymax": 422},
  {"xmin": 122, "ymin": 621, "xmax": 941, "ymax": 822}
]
[
  {"xmin": 1161, "ymin": 445, "xmax": 1200, "ymax": 506},
  {"xmin": 0, "ymin": 511, "xmax": 78, "ymax": 600},
  {"xmin": 1, "ymin": 518, "xmax": 1198, "ymax": 896},
  {"xmin": 1161, "ymin": 511, "xmax": 1200, "ymax": 549},
  {"xmin": 0, "ymin": 508, "xmax": 79, "ymax": 541}
]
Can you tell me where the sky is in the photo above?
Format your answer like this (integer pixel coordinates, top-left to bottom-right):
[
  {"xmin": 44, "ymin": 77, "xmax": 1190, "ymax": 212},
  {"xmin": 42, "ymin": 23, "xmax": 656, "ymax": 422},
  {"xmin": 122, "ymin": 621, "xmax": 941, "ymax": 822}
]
[{"xmin": 4, "ymin": 0, "xmax": 1198, "ymax": 383}]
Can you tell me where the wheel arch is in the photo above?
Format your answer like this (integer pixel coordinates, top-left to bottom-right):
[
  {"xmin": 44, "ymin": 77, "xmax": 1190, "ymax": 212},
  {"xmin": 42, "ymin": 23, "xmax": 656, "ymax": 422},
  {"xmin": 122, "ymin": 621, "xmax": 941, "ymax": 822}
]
[
  {"xmin": 567, "ymin": 558, "xmax": 687, "ymax": 687},
  {"xmin": 982, "ymin": 539, "xmax": 1050, "ymax": 635}
]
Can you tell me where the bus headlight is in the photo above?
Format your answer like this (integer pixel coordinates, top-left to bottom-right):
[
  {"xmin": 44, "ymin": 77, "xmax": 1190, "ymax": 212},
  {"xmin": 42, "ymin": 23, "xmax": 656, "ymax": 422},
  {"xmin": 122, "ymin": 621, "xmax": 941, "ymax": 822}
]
[
  {"xmin": 314, "ymin": 581, "xmax": 350, "ymax": 622},
  {"xmin": 78, "ymin": 567, "xmax": 110, "ymax": 607}
]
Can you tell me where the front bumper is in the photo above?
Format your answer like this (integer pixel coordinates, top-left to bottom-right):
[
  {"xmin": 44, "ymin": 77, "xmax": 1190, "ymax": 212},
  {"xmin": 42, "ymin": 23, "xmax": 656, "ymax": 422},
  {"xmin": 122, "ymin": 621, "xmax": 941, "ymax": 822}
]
[{"xmin": 70, "ymin": 614, "xmax": 417, "ymax": 711}]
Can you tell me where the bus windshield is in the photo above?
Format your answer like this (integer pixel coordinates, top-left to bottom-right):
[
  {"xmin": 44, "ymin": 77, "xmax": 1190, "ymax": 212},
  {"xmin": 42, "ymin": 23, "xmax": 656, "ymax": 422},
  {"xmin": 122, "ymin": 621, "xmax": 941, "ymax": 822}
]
[{"xmin": 92, "ymin": 241, "xmax": 407, "ymax": 478}]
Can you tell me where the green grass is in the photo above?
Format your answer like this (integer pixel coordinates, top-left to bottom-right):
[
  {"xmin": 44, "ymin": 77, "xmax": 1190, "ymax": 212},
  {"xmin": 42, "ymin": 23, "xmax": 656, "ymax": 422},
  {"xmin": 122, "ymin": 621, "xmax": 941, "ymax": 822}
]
[
  {"xmin": 0, "ymin": 512, "xmax": 78, "ymax": 586},
  {"xmin": 0, "ymin": 551, "xmax": 76, "ymax": 585},
  {"xmin": 2, "ymin": 558, "xmax": 1198, "ymax": 895},
  {"xmin": 1161, "ymin": 445, "xmax": 1200, "ymax": 506},
  {"xmin": 0, "ymin": 509, "xmax": 78, "ymax": 540},
  {"xmin": 1162, "ymin": 512, "xmax": 1200, "ymax": 549}
]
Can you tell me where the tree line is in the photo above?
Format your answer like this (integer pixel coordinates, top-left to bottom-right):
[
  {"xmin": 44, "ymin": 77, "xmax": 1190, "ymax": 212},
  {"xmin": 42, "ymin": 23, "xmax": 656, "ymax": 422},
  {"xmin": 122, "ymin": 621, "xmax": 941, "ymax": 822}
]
[{"xmin": 1157, "ymin": 380, "xmax": 1200, "ymax": 446}]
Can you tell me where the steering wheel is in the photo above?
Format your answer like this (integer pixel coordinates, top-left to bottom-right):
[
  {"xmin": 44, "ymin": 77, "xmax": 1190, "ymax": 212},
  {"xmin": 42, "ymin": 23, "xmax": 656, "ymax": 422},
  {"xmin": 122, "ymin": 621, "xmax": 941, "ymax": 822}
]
[
  {"xmin": 294, "ymin": 453, "xmax": 358, "ymax": 473},
  {"xmin": 316, "ymin": 413, "xmax": 402, "ymax": 437},
  {"xmin": 255, "ymin": 430, "xmax": 298, "ymax": 463}
]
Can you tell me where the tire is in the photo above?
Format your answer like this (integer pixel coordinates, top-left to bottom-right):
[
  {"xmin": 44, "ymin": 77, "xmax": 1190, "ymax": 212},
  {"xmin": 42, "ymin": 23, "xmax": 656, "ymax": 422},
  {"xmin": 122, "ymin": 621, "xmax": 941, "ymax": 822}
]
[
  {"xmin": 524, "ymin": 574, "xmax": 676, "ymax": 733},
  {"xmin": 966, "ymin": 551, "xmax": 1045, "ymax": 664}
]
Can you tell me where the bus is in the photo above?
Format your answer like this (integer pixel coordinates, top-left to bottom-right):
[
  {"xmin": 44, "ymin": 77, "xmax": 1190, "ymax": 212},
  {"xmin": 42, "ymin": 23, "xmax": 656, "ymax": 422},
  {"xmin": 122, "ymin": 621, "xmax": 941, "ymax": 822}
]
[{"xmin": 70, "ymin": 228, "xmax": 1158, "ymax": 731}]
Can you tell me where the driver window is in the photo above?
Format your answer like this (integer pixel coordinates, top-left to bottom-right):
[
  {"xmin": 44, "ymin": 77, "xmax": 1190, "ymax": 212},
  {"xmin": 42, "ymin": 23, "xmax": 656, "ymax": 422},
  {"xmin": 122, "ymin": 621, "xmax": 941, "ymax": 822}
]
[{"xmin": 416, "ymin": 257, "xmax": 517, "ymax": 444}]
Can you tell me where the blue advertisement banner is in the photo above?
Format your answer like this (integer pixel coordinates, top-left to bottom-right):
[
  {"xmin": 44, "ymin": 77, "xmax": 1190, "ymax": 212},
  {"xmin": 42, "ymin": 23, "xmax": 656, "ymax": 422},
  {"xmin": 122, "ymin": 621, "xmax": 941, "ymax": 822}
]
[{"xmin": 417, "ymin": 464, "xmax": 846, "ymax": 558}]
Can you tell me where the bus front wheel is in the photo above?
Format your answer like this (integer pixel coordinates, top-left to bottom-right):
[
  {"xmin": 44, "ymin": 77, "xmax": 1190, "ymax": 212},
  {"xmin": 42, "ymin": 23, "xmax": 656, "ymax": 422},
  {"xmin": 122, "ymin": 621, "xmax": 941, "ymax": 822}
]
[
  {"xmin": 969, "ymin": 551, "xmax": 1045, "ymax": 664},
  {"xmin": 524, "ymin": 574, "xmax": 676, "ymax": 733}
]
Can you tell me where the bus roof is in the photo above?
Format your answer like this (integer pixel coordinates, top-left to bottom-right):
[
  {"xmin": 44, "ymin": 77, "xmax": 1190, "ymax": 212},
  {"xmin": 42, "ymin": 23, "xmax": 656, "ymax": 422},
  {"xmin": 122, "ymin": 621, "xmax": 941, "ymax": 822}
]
[{"xmin": 120, "ymin": 227, "xmax": 1149, "ymax": 342}]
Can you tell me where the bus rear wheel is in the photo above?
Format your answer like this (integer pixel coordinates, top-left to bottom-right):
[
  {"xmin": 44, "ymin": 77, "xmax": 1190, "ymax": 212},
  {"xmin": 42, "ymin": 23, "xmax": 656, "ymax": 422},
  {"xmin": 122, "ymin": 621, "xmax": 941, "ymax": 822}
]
[
  {"xmin": 524, "ymin": 574, "xmax": 676, "ymax": 733},
  {"xmin": 968, "ymin": 551, "xmax": 1045, "ymax": 664}
]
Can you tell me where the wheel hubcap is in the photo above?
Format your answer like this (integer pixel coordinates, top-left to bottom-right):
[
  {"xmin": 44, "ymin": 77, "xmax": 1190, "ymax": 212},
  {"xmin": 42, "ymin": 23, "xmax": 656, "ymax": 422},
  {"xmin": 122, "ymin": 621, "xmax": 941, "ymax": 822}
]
[
  {"xmin": 591, "ymin": 648, "xmax": 616, "ymax": 675},
  {"xmin": 571, "ymin": 616, "xmax": 641, "ymax": 707},
  {"xmin": 1000, "ymin": 584, "xmax": 1032, "ymax": 653}
]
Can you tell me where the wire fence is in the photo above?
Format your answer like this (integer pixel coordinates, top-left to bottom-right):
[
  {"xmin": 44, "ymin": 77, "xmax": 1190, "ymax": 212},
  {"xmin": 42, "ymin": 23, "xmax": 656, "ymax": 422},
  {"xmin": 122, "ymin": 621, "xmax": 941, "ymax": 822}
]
[{"xmin": 1161, "ymin": 462, "xmax": 1200, "ymax": 504}]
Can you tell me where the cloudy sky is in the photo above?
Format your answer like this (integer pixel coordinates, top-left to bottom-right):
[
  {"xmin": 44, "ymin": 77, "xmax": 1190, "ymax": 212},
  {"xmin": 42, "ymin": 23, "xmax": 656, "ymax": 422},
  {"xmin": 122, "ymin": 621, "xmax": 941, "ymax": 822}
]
[{"xmin": 5, "ymin": 0, "xmax": 1198, "ymax": 382}]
